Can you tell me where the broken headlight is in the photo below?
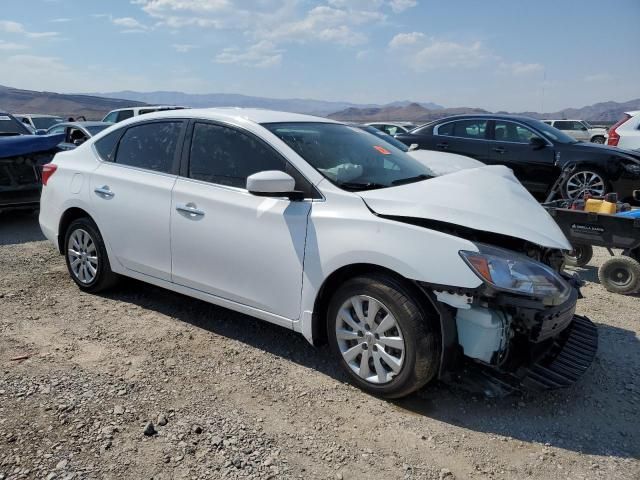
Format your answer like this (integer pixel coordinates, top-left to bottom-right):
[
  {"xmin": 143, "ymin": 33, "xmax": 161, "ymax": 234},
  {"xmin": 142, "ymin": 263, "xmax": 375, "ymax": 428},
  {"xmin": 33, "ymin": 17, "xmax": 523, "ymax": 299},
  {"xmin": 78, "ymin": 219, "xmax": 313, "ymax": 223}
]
[{"xmin": 460, "ymin": 244, "xmax": 571, "ymax": 305}]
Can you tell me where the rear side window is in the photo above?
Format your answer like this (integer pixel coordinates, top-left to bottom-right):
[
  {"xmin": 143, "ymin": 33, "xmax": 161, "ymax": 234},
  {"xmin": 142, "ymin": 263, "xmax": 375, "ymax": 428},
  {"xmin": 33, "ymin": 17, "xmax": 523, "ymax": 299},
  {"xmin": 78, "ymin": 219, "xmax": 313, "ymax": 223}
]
[
  {"xmin": 94, "ymin": 130, "xmax": 121, "ymax": 162},
  {"xmin": 114, "ymin": 122, "xmax": 182, "ymax": 173},
  {"xmin": 452, "ymin": 120, "xmax": 487, "ymax": 139}
]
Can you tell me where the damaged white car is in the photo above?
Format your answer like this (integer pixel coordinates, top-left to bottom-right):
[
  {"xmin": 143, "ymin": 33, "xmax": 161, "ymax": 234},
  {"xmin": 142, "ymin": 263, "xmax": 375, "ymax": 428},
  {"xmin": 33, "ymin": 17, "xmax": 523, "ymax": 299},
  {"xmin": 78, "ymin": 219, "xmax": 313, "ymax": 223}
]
[{"xmin": 39, "ymin": 109, "xmax": 597, "ymax": 398}]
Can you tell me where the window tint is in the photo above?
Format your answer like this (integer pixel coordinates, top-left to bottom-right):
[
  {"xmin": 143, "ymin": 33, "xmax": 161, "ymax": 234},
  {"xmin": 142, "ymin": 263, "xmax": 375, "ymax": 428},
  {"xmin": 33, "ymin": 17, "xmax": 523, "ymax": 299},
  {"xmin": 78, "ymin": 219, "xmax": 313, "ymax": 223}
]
[
  {"xmin": 553, "ymin": 121, "xmax": 574, "ymax": 130},
  {"xmin": 116, "ymin": 110, "xmax": 134, "ymax": 122},
  {"xmin": 436, "ymin": 122, "xmax": 454, "ymax": 136},
  {"xmin": 94, "ymin": 130, "xmax": 122, "ymax": 162},
  {"xmin": 452, "ymin": 120, "xmax": 487, "ymax": 139},
  {"xmin": 114, "ymin": 122, "xmax": 182, "ymax": 173},
  {"xmin": 139, "ymin": 108, "xmax": 159, "ymax": 115},
  {"xmin": 494, "ymin": 121, "xmax": 537, "ymax": 143},
  {"xmin": 48, "ymin": 125, "xmax": 66, "ymax": 135},
  {"xmin": 188, "ymin": 123, "xmax": 318, "ymax": 196},
  {"xmin": 103, "ymin": 112, "xmax": 118, "ymax": 123}
]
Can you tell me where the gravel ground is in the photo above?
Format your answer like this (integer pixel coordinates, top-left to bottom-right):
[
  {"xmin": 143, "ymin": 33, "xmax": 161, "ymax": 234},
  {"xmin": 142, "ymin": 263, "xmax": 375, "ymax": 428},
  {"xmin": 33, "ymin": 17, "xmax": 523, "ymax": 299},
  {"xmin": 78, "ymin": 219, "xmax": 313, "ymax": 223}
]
[{"xmin": 0, "ymin": 211, "xmax": 638, "ymax": 480}]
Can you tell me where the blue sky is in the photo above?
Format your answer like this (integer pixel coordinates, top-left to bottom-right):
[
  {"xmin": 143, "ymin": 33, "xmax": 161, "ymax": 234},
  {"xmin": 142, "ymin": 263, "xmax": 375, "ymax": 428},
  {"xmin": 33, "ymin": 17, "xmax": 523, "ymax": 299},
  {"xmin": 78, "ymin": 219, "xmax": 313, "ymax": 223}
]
[{"xmin": 1, "ymin": 0, "xmax": 638, "ymax": 111}]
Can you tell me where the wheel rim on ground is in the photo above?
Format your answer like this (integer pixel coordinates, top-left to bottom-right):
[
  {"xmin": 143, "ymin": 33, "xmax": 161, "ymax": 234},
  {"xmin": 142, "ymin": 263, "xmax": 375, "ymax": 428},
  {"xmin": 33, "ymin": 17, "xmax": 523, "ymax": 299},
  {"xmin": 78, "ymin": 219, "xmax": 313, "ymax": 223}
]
[
  {"xmin": 335, "ymin": 295, "xmax": 405, "ymax": 384},
  {"xmin": 608, "ymin": 266, "xmax": 632, "ymax": 288},
  {"xmin": 565, "ymin": 171, "xmax": 606, "ymax": 198},
  {"xmin": 67, "ymin": 228, "xmax": 98, "ymax": 284}
]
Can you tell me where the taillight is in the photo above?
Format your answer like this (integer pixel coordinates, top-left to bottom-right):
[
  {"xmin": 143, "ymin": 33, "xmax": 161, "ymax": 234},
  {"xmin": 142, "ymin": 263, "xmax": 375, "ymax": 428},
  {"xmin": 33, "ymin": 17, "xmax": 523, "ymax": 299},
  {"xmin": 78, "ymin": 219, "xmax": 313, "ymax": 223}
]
[
  {"xmin": 42, "ymin": 164, "xmax": 57, "ymax": 186},
  {"xmin": 607, "ymin": 114, "xmax": 631, "ymax": 146}
]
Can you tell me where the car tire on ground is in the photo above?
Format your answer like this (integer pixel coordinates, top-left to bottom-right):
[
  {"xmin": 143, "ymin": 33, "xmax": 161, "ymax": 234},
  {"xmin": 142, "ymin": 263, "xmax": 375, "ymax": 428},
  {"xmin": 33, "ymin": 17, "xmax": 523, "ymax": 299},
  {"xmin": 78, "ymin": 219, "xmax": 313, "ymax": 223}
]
[
  {"xmin": 327, "ymin": 273, "xmax": 440, "ymax": 398},
  {"xmin": 598, "ymin": 255, "xmax": 640, "ymax": 295},
  {"xmin": 563, "ymin": 168, "xmax": 608, "ymax": 199},
  {"xmin": 564, "ymin": 244, "xmax": 593, "ymax": 268},
  {"xmin": 590, "ymin": 136, "xmax": 605, "ymax": 144},
  {"xmin": 64, "ymin": 217, "xmax": 118, "ymax": 293}
]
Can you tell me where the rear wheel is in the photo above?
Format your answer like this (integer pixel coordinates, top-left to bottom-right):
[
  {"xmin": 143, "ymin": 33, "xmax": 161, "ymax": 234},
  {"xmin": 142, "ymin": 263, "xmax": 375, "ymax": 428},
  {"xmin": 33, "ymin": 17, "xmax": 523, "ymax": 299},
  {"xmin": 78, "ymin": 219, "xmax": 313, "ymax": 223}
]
[
  {"xmin": 598, "ymin": 256, "xmax": 640, "ymax": 295},
  {"xmin": 591, "ymin": 136, "xmax": 605, "ymax": 144},
  {"xmin": 564, "ymin": 169, "xmax": 607, "ymax": 199},
  {"xmin": 327, "ymin": 274, "xmax": 439, "ymax": 398},
  {"xmin": 564, "ymin": 244, "xmax": 593, "ymax": 268},
  {"xmin": 64, "ymin": 217, "xmax": 118, "ymax": 292}
]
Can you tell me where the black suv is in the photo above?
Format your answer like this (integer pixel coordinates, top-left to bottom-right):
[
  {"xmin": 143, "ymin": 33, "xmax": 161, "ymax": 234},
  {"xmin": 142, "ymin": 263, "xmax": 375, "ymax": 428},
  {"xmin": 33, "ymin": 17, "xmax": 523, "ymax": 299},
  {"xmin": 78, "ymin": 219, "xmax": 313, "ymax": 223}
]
[{"xmin": 395, "ymin": 114, "xmax": 640, "ymax": 201}]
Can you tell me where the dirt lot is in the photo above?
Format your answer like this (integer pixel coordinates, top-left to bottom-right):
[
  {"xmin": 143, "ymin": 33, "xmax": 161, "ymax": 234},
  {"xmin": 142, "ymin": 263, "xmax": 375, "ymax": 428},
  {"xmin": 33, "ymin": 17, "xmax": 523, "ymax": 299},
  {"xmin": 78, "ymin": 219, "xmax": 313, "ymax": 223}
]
[{"xmin": 0, "ymin": 212, "xmax": 638, "ymax": 480}]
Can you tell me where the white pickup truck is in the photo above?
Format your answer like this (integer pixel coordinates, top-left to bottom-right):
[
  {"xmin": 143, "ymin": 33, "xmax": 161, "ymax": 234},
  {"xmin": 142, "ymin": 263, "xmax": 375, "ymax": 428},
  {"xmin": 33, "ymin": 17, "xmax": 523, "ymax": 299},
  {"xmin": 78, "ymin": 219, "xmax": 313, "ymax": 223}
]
[{"xmin": 543, "ymin": 119, "xmax": 607, "ymax": 144}]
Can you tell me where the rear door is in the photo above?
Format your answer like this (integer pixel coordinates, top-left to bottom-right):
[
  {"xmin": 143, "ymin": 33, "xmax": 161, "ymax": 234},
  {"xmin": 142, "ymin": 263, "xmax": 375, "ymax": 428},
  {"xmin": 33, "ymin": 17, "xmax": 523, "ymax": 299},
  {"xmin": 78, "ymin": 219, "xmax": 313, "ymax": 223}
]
[
  {"xmin": 488, "ymin": 120, "xmax": 556, "ymax": 194},
  {"xmin": 89, "ymin": 120, "xmax": 186, "ymax": 280},
  {"xmin": 430, "ymin": 119, "xmax": 491, "ymax": 162},
  {"xmin": 170, "ymin": 121, "xmax": 314, "ymax": 321}
]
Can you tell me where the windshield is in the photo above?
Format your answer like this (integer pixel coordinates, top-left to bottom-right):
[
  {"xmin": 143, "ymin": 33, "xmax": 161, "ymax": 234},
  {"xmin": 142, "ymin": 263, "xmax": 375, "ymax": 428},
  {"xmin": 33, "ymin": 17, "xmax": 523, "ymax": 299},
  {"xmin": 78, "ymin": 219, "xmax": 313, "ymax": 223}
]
[
  {"xmin": 32, "ymin": 117, "xmax": 64, "ymax": 130},
  {"xmin": 355, "ymin": 125, "xmax": 409, "ymax": 152},
  {"xmin": 0, "ymin": 114, "xmax": 31, "ymax": 136},
  {"xmin": 582, "ymin": 120, "xmax": 593, "ymax": 129},
  {"xmin": 264, "ymin": 122, "xmax": 434, "ymax": 191},
  {"xmin": 527, "ymin": 119, "xmax": 579, "ymax": 144},
  {"xmin": 86, "ymin": 125, "xmax": 110, "ymax": 136}
]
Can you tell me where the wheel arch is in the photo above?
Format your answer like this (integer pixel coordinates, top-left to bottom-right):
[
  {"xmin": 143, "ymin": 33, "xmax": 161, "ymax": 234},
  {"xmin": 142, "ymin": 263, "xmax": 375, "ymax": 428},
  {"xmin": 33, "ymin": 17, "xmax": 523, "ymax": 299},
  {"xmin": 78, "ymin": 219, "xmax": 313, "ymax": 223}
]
[
  {"xmin": 309, "ymin": 263, "xmax": 439, "ymax": 347},
  {"xmin": 57, "ymin": 207, "xmax": 96, "ymax": 254}
]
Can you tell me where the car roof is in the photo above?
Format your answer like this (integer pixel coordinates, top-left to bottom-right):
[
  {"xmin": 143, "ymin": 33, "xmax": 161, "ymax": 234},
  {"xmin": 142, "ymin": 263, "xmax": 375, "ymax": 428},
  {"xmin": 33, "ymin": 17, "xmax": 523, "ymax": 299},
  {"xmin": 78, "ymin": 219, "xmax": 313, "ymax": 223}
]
[
  {"xmin": 116, "ymin": 107, "xmax": 339, "ymax": 125},
  {"xmin": 53, "ymin": 121, "xmax": 111, "ymax": 128},
  {"xmin": 15, "ymin": 114, "xmax": 63, "ymax": 118},
  {"xmin": 107, "ymin": 106, "xmax": 186, "ymax": 113},
  {"xmin": 625, "ymin": 111, "xmax": 640, "ymax": 116},
  {"xmin": 545, "ymin": 119, "xmax": 585, "ymax": 122},
  {"xmin": 431, "ymin": 113, "xmax": 544, "ymax": 123}
]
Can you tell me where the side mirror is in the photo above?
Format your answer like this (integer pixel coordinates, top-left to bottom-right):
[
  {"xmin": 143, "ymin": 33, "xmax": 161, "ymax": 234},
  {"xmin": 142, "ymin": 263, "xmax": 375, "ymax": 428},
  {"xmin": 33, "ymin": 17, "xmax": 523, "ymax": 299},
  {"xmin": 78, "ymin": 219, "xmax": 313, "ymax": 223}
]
[
  {"xmin": 246, "ymin": 171, "xmax": 302, "ymax": 201},
  {"xmin": 529, "ymin": 136, "xmax": 546, "ymax": 150}
]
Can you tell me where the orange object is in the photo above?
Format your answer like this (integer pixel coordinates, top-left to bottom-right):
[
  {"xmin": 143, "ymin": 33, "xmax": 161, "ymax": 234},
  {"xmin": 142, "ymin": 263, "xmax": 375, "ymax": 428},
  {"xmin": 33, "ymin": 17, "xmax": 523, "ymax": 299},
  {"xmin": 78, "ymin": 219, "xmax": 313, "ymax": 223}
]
[{"xmin": 584, "ymin": 198, "xmax": 617, "ymax": 214}]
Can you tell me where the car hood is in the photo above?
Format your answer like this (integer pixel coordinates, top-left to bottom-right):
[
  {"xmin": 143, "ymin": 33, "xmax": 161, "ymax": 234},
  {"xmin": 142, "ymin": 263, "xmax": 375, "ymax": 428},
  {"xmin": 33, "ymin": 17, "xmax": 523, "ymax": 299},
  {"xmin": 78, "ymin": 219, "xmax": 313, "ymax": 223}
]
[
  {"xmin": 408, "ymin": 150, "xmax": 484, "ymax": 176},
  {"xmin": 357, "ymin": 165, "xmax": 571, "ymax": 250}
]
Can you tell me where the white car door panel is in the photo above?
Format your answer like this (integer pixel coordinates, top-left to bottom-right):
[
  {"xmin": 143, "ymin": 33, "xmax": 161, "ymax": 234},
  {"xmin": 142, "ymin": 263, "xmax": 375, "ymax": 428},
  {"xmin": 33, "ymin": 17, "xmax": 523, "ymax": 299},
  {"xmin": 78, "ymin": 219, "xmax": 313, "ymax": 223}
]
[
  {"xmin": 171, "ymin": 180, "xmax": 311, "ymax": 320},
  {"xmin": 90, "ymin": 164, "xmax": 176, "ymax": 280}
]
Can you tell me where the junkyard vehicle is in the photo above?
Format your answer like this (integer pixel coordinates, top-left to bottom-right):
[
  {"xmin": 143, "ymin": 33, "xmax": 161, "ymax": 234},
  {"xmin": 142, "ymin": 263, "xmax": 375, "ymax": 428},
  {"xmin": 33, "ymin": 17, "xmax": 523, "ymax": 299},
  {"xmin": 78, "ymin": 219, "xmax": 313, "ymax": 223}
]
[
  {"xmin": 607, "ymin": 111, "xmax": 640, "ymax": 151},
  {"xmin": 366, "ymin": 122, "xmax": 417, "ymax": 136},
  {"xmin": 0, "ymin": 133, "xmax": 62, "ymax": 213},
  {"xmin": 542, "ymin": 119, "xmax": 607, "ymax": 144},
  {"xmin": 0, "ymin": 112, "xmax": 33, "ymax": 137},
  {"xmin": 102, "ymin": 106, "xmax": 187, "ymax": 124},
  {"xmin": 39, "ymin": 109, "xmax": 596, "ymax": 398},
  {"xmin": 16, "ymin": 114, "xmax": 64, "ymax": 134},
  {"xmin": 46, "ymin": 122, "xmax": 111, "ymax": 150},
  {"xmin": 396, "ymin": 114, "xmax": 640, "ymax": 202}
]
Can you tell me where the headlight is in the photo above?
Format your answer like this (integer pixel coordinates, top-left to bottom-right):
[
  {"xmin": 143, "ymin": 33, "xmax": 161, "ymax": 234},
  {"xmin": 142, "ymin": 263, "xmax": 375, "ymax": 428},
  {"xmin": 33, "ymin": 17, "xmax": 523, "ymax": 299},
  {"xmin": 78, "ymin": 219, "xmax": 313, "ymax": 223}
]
[{"xmin": 460, "ymin": 244, "xmax": 571, "ymax": 305}]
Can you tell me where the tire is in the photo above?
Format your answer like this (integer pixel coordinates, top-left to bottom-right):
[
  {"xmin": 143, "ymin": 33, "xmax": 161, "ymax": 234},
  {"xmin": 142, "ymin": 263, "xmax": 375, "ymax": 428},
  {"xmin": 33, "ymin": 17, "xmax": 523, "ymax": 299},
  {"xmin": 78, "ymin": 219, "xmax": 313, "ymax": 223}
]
[
  {"xmin": 64, "ymin": 217, "xmax": 118, "ymax": 293},
  {"xmin": 598, "ymin": 256, "xmax": 640, "ymax": 295},
  {"xmin": 591, "ymin": 136, "xmax": 605, "ymax": 144},
  {"xmin": 327, "ymin": 274, "xmax": 440, "ymax": 398},
  {"xmin": 563, "ymin": 168, "xmax": 608, "ymax": 199},
  {"xmin": 564, "ymin": 244, "xmax": 593, "ymax": 268}
]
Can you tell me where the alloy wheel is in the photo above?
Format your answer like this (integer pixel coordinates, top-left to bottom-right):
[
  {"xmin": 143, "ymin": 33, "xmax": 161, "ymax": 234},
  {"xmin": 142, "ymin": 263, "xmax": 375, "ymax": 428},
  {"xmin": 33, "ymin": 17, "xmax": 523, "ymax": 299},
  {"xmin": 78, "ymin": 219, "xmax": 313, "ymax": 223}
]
[
  {"xmin": 67, "ymin": 228, "xmax": 98, "ymax": 284},
  {"xmin": 565, "ymin": 170, "xmax": 606, "ymax": 198},
  {"xmin": 335, "ymin": 295, "xmax": 405, "ymax": 384}
]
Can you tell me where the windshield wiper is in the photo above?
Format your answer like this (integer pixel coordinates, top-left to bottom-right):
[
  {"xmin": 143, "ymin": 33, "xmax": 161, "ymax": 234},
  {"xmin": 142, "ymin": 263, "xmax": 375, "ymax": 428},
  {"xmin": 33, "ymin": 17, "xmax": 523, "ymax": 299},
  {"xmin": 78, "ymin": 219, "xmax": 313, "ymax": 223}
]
[
  {"xmin": 391, "ymin": 174, "xmax": 431, "ymax": 186},
  {"xmin": 339, "ymin": 181, "xmax": 388, "ymax": 191}
]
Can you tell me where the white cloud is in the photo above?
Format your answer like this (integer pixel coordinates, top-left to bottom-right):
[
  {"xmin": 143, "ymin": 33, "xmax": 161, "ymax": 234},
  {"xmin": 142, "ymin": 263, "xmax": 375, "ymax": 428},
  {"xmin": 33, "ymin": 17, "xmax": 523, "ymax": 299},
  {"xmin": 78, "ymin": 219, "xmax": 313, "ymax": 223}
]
[
  {"xmin": 584, "ymin": 73, "xmax": 613, "ymax": 83},
  {"xmin": 0, "ymin": 20, "xmax": 59, "ymax": 38},
  {"xmin": 503, "ymin": 61, "xmax": 543, "ymax": 76},
  {"xmin": 172, "ymin": 43, "xmax": 197, "ymax": 53},
  {"xmin": 388, "ymin": 0, "xmax": 417, "ymax": 13},
  {"xmin": 0, "ymin": 40, "xmax": 28, "ymax": 51},
  {"xmin": 51, "ymin": 18, "xmax": 72, "ymax": 23},
  {"xmin": 111, "ymin": 16, "xmax": 149, "ymax": 33},
  {"xmin": 390, "ymin": 33, "xmax": 490, "ymax": 70},
  {"xmin": 215, "ymin": 40, "xmax": 283, "ymax": 68},
  {"xmin": 389, "ymin": 31, "xmax": 424, "ymax": 48}
]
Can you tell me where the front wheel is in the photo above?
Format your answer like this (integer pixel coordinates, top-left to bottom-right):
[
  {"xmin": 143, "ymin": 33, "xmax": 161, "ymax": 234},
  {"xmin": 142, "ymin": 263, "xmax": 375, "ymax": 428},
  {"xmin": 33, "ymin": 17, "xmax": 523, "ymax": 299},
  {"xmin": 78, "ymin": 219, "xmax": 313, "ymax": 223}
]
[
  {"xmin": 327, "ymin": 274, "xmax": 440, "ymax": 398},
  {"xmin": 564, "ymin": 244, "xmax": 593, "ymax": 268},
  {"xmin": 563, "ymin": 169, "xmax": 608, "ymax": 199}
]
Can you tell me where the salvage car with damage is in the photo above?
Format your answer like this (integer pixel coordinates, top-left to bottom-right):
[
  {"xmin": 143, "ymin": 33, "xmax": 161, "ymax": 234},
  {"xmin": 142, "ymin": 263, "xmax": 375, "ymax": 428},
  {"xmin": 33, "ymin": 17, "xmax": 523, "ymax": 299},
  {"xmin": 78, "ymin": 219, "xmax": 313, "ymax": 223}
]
[{"xmin": 39, "ymin": 109, "xmax": 597, "ymax": 398}]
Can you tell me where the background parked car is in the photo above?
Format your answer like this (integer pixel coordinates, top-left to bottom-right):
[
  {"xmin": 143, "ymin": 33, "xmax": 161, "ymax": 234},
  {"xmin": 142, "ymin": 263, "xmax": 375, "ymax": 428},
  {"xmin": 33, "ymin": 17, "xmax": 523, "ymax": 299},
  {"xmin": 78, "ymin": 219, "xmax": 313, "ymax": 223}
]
[
  {"xmin": 46, "ymin": 122, "xmax": 111, "ymax": 150},
  {"xmin": 0, "ymin": 112, "xmax": 34, "ymax": 137},
  {"xmin": 16, "ymin": 114, "xmax": 64, "ymax": 134},
  {"xmin": 395, "ymin": 114, "xmax": 640, "ymax": 201},
  {"xmin": 102, "ymin": 106, "xmax": 187, "ymax": 123},
  {"xmin": 542, "ymin": 119, "xmax": 607, "ymax": 144},
  {"xmin": 365, "ymin": 122, "xmax": 417, "ymax": 136},
  {"xmin": 607, "ymin": 111, "xmax": 640, "ymax": 151}
]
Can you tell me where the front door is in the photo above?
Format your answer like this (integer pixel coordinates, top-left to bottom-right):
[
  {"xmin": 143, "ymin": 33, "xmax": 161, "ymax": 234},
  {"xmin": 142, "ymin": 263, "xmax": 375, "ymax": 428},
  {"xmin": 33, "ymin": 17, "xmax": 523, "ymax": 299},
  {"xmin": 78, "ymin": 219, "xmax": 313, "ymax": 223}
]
[
  {"xmin": 89, "ymin": 120, "xmax": 185, "ymax": 280},
  {"xmin": 170, "ymin": 121, "xmax": 312, "ymax": 321},
  {"xmin": 489, "ymin": 120, "xmax": 557, "ymax": 195}
]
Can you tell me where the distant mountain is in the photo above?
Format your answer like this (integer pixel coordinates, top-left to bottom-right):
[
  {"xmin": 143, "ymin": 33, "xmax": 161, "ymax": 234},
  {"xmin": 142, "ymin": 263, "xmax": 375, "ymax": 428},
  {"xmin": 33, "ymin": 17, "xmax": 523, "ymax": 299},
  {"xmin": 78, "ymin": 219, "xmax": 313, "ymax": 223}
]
[
  {"xmin": 89, "ymin": 90, "xmax": 444, "ymax": 116},
  {"xmin": 329, "ymin": 99, "xmax": 640, "ymax": 124},
  {"xmin": 0, "ymin": 85, "xmax": 146, "ymax": 120},
  {"xmin": 328, "ymin": 102, "xmax": 489, "ymax": 123}
]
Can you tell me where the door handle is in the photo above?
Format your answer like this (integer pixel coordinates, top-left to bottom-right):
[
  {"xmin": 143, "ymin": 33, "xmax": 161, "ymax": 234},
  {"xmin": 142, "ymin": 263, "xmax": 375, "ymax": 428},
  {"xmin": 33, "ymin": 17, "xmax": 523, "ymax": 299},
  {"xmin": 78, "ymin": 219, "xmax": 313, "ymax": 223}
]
[
  {"xmin": 176, "ymin": 202, "xmax": 205, "ymax": 218},
  {"xmin": 94, "ymin": 186, "xmax": 114, "ymax": 198},
  {"xmin": 492, "ymin": 147, "xmax": 506, "ymax": 154},
  {"xmin": 436, "ymin": 142, "xmax": 449, "ymax": 150}
]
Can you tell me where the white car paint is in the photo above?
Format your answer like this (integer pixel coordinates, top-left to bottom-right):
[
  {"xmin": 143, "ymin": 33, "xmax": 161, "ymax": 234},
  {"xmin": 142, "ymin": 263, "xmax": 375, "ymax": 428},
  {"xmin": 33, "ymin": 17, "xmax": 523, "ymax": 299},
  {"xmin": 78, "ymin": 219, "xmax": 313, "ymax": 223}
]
[
  {"xmin": 608, "ymin": 111, "xmax": 640, "ymax": 151},
  {"xmin": 408, "ymin": 149, "xmax": 484, "ymax": 176},
  {"xmin": 39, "ymin": 108, "xmax": 569, "ymax": 346},
  {"xmin": 543, "ymin": 119, "xmax": 607, "ymax": 143}
]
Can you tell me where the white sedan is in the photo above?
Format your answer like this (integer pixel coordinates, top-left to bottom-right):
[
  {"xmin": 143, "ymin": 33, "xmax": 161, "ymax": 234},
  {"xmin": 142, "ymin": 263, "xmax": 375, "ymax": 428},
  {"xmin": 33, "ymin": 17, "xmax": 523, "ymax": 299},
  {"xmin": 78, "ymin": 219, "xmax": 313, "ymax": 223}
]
[{"xmin": 39, "ymin": 109, "xmax": 596, "ymax": 398}]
